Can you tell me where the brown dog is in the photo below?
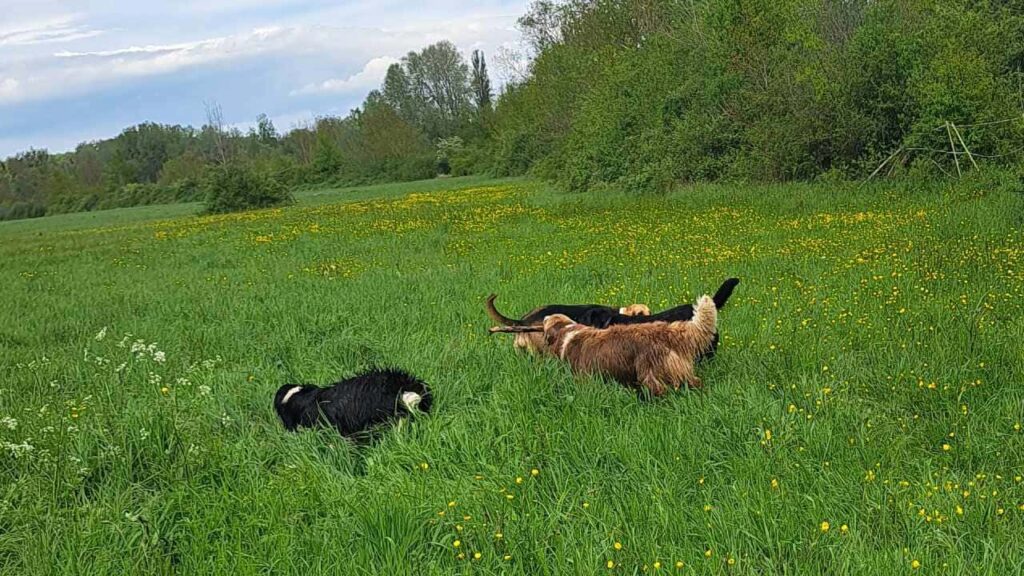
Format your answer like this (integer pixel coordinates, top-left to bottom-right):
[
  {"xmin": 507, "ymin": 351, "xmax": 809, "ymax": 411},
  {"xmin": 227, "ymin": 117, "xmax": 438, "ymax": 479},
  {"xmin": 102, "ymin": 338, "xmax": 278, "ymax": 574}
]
[{"xmin": 542, "ymin": 295, "xmax": 718, "ymax": 397}]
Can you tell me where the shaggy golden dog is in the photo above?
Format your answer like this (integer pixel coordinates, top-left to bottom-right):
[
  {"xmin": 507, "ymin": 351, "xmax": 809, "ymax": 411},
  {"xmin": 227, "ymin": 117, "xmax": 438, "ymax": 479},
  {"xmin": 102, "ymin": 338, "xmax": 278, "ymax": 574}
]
[
  {"xmin": 485, "ymin": 295, "xmax": 650, "ymax": 354},
  {"xmin": 542, "ymin": 295, "xmax": 718, "ymax": 397}
]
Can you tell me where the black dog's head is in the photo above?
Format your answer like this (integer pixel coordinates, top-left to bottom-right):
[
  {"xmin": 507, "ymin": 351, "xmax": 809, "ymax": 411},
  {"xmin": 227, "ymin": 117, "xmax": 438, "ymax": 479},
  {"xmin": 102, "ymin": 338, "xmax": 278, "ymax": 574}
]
[{"xmin": 273, "ymin": 384, "xmax": 320, "ymax": 431}]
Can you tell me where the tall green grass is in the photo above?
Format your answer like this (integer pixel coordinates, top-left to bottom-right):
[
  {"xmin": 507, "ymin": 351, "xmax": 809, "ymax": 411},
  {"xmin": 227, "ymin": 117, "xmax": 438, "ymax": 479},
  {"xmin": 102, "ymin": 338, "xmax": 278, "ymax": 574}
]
[{"xmin": 1, "ymin": 177, "xmax": 1022, "ymax": 574}]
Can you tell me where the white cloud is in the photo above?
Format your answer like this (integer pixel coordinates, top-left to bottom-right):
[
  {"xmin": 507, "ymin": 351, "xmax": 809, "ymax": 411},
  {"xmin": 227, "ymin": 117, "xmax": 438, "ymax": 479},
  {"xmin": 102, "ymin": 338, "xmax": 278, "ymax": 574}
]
[
  {"xmin": 0, "ymin": 14, "xmax": 103, "ymax": 47},
  {"xmin": 0, "ymin": 79, "xmax": 19, "ymax": 98},
  {"xmin": 291, "ymin": 56, "xmax": 398, "ymax": 96}
]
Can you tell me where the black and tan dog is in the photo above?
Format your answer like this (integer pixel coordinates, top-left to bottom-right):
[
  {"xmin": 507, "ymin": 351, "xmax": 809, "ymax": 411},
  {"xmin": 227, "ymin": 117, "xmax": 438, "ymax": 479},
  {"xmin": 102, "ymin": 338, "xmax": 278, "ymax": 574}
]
[
  {"xmin": 274, "ymin": 368, "xmax": 431, "ymax": 437},
  {"xmin": 541, "ymin": 295, "xmax": 718, "ymax": 397},
  {"xmin": 485, "ymin": 296, "xmax": 650, "ymax": 353},
  {"xmin": 487, "ymin": 277, "xmax": 738, "ymax": 357}
]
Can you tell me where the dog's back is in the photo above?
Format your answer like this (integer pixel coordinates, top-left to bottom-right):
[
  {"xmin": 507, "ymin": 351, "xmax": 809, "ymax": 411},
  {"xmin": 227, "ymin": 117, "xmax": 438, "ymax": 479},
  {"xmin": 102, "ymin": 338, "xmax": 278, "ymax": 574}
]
[
  {"xmin": 548, "ymin": 296, "xmax": 718, "ymax": 396},
  {"xmin": 274, "ymin": 368, "xmax": 431, "ymax": 436}
]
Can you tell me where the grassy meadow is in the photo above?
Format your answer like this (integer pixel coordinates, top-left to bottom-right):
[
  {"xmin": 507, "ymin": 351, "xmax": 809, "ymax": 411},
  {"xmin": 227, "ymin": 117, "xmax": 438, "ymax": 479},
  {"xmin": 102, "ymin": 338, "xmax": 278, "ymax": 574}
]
[{"xmin": 1, "ymin": 176, "xmax": 1023, "ymax": 575}]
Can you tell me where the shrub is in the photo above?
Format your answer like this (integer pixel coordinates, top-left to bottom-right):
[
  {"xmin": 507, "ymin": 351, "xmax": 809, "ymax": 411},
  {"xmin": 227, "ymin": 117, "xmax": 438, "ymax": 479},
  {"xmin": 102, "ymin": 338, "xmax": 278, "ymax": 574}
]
[
  {"xmin": 203, "ymin": 162, "xmax": 294, "ymax": 214},
  {"xmin": 0, "ymin": 201, "xmax": 47, "ymax": 221}
]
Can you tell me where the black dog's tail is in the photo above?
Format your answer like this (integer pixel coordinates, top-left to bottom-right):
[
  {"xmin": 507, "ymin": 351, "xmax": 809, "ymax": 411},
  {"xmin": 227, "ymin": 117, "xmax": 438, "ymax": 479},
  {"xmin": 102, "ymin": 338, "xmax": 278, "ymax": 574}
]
[
  {"xmin": 485, "ymin": 294, "xmax": 527, "ymax": 326},
  {"xmin": 713, "ymin": 278, "xmax": 740, "ymax": 309}
]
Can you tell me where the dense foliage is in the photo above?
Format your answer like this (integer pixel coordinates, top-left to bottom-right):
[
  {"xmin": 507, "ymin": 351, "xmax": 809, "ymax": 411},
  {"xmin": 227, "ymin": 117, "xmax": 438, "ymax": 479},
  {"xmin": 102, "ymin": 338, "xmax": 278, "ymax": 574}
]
[
  {"xmin": 493, "ymin": 0, "xmax": 1024, "ymax": 191},
  {"xmin": 3, "ymin": 1, "xmax": 1023, "ymax": 220},
  {"xmin": 202, "ymin": 162, "xmax": 294, "ymax": 214}
]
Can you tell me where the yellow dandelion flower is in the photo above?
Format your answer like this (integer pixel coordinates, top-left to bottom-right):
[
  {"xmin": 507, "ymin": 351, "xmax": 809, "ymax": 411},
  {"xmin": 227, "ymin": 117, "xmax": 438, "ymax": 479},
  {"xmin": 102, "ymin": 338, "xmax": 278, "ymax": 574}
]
[
  {"xmin": 704, "ymin": 549, "xmax": 713, "ymax": 558},
  {"xmin": 675, "ymin": 561, "xmax": 684, "ymax": 569},
  {"xmin": 653, "ymin": 561, "xmax": 661, "ymax": 569},
  {"xmin": 453, "ymin": 540, "xmax": 461, "ymax": 548},
  {"xmin": 506, "ymin": 494, "xmax": 514, "ymax": 500},
  {"xmin": 911, "ymin": 560, "xmax": 921, "ymax": 570},
  {"xmin": 473, "ymin": 552, "xmax": 481, "ymax": 560},
  {"xmin": 942, "ymin": 444, "xmax": 951, "ymax": 452},
  {"xmin": 504, "ymin": 554, "xmax": 512, "ymax": 561},
  {"xmin": 614, "ymin": 542, "xmax": 622, "ymax": 551},
  {"xmin": 495, "ymin": 532, "xmax": 503, "ymax": 539},
  {"xmin": 583, "ymin": 501, "xmax": 590, "ymax": 509},
  {"xmin": 771, "ymin": 478, "xmax": 779, "ymax": 490},
  {"xmin": 820, "ymin": 521, "xmax": 830, "ymax": 533},
  {"xmin": 607, "ymin": 560, "xmax": 615, "ymax": 569},
  {"xmin": 448, "ymin": 501, "xmax": 456, "ymax": 507},
  {"xmin": 160, "ymin": 387, "xmax": 170, "ymax": 395},
  {"xmin": 840, "ymin": 524, "xmax": 849, "ymax": 534},
  {"xmin": 531, "ymin": 468, "xmax": 540, "ymax": 477},
  {"xmin": 703, "ymin": 504, "xmax": 712, "ymax": 512},
  {"xmin": 728, "ymin": 557, "xmax": 736, "ymax": 566},
  {"xmin": 419, "ymin": 462, "xmax": 429, "ymax": 471},
  {"xmin": 515, "ymin": 477, "xmax": 523, "ymax": 485}
]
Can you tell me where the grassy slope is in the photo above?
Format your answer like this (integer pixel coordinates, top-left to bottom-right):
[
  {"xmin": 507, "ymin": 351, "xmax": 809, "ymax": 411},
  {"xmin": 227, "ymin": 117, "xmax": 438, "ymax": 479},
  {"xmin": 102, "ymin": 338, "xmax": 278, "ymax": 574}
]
[{"xmin": 1, "ymin": 177, "xmax": 1023, "ymax": 575}]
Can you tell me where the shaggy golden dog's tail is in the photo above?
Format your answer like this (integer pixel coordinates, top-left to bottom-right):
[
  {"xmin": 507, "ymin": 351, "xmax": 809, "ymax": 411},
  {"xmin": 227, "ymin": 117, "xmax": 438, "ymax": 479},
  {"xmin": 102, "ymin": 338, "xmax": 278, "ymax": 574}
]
[
  {"xmin": 485, "ymin": 294, "xmax": 526, "ymax": 326},
  {"xmin": 688, "ymin": 295, "xmax": 719, "ymax": 350}
]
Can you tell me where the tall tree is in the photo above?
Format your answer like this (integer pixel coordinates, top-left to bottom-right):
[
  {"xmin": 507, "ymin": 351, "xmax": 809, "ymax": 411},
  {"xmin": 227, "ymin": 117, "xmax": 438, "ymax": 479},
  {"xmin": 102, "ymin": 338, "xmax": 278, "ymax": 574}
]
[
  {"xmin": 255, "ymin": 113, "xmax": 279, "ymax": 145},
  {"xmin": 403, "ymin": 41, "xmax": 472, "ymax": 138},
  {"xmin": 471, "ymin": 50, "xmax": 493, "ymax": 111}
]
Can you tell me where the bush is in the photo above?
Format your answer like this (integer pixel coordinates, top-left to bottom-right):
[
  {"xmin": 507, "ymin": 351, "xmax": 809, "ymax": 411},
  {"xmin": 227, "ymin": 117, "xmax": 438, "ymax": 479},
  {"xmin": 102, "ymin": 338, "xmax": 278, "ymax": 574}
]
[
  {"xmin": 0, "ymin": 201, "xmax": 47, "ymax": 221},
  {"xmin": 203, "ymin": 162, "xmax": 294, "ymax": 214}
]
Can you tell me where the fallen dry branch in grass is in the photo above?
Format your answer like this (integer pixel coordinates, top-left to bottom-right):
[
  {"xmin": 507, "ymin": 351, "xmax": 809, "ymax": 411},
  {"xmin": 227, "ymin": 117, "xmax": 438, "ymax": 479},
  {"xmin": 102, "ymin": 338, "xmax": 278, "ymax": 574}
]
[{"xmin": 489, "ymin": 325, "xmax": 544, "ymax": 334}]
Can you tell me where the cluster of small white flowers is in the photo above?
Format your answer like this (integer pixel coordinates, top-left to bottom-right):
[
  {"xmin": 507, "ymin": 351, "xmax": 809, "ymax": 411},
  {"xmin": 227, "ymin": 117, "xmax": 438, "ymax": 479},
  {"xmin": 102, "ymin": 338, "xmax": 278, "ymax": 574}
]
[
  {"xmin": 83, "ymin": 347, "xmax": 111, "ymax": 367},
  {"xmin": 175, "ymin": 377, "xmax": 191, "ymax": 387},
  {"xmin": 16, "ymin": 357, "xmax": 51, "ymax": 370},
  {"xmin": 139, "ymin": 428, "xmax": 150, "ymax": 441},
  {"xmin": 0, "ymin": 416, "xmax": 16, "ymax": 431},
  {"xmin": 2, "ymin": 441, "xmax": 35, "ymax": 458},
  {"xmin": 198, "ymin": 385, "xmax": 212, "ymax": 397},
  {"xmin": 147, "ymin": 372, "xmax": 162, "ymax": 386},
  {"xmin": 186, "ymin": 356, "xmax": 223, "ymax": 373},
  {"xmin": 94, "ymin": 327, "xmax": 108, "ymax": 341},
  {"xmin": 219, "ymin": 413, "xmax": 233, "ymax": 427}
]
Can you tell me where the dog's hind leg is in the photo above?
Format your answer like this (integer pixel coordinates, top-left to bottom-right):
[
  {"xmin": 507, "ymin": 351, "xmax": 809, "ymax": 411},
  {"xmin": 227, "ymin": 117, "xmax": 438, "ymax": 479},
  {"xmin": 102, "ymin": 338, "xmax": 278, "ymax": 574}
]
[{"xmin": 678, "ymin": 360, "xmax": 702, "ymax": 389}]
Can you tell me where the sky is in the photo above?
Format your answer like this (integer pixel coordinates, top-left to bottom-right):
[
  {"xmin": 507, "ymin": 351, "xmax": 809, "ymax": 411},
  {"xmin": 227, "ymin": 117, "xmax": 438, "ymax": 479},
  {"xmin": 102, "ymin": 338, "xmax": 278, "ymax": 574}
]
[{"xmin": 0, "ymin": 0, "xmax": 530, "ymax": 157}]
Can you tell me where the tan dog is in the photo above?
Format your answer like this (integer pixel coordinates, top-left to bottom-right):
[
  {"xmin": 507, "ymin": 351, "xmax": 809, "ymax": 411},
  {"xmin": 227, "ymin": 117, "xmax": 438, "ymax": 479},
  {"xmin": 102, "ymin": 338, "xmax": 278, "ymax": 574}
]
[{"xmin": 542, "ymin": 295, "xmax": 718, "ymax": 397}]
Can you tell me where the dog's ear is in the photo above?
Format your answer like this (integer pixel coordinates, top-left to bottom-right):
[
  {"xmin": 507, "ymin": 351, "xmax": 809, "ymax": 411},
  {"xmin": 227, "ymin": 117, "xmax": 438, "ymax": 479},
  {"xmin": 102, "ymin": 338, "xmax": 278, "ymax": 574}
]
[{"xmin": 543, "ymin": 314, "xmax": 571, "ymax": 348}]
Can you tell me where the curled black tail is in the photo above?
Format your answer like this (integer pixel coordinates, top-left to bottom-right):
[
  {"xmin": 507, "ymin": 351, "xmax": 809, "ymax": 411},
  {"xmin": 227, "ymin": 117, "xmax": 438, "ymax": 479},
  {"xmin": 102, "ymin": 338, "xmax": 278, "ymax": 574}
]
[
  {"xmin": 712, "ymin": 278, "xmax": 740, "ymax": 309},
  {"xmin": 486, "ymin": 294, "xmax": 527, "ymax": 326}
]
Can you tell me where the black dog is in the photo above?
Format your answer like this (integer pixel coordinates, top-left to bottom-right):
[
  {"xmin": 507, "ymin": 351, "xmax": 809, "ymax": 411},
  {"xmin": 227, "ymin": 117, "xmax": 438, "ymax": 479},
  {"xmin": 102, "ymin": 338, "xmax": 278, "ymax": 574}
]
[
  {"xmin": 488, "ymin": 278, "xmax": 739, "ymax": 359},
  {"xmin": 274, "ymin": 368, "xmax": 432, "ymax": 436}
]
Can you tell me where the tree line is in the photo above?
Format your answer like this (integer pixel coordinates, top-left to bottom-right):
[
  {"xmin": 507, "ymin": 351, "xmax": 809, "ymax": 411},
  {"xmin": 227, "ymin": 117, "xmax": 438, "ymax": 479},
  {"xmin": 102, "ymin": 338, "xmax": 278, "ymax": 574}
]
[
  {"xmin": 0, "ymin": 41, "xmax": 493, "ymax": 220},
  {"xmin": 3, "ymin": 1, "xmax": 1024, "ymax": 220}
]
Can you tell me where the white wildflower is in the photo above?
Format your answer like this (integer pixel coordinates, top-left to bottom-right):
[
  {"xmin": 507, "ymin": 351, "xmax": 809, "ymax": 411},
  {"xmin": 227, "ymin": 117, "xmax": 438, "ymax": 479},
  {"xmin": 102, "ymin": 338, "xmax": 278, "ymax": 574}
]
[
  {"xmin": 0, "ymin": 417, "xmax": 16, "ymax": 430},
  {"xmin": 153, "ymin": 351, "xmax": 166, "ymax": 364},
  {"xmin": 115, "ymin": 362, "xmax": 127, "ymax": 373},
  {"xmin": 139, "ymin": 428, "xmax": 150, "ymax": 441},
  {"xmin": 2, "ymin": 441, "xmax": 35, "ymax": 458},
  {"xmin": 198, "ymin": 385, "xmax": 211, "ymax": 396},
  {"xmin": 95, "ymin": 327, "xmax": 108, "ymax": 341},
  {"xmin": 220, "ymin": 413, "xmax": 233, "ymax": 427}
]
